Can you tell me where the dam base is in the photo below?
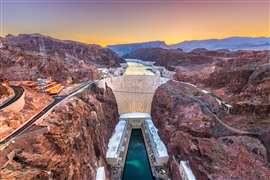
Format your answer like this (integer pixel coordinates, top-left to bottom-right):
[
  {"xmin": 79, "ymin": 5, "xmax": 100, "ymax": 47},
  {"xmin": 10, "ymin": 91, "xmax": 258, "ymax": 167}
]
[{"xmin": 106, "ymin": 113, "xmax": 169, "ymax": 180}]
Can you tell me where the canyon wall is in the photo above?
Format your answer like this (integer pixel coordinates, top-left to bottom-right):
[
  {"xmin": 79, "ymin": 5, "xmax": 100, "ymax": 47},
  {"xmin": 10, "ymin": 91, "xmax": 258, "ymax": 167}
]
[
  {"xmin": 151, "ymin": 50, "xmax": 270, "ymax": 179},
  {"xmin": 0, "ymin": 84, "xmax": 119, "ymax": 179},
  {"xmin": 0, "ymin": 34, "xmax": 124, "ymax": 84},
  {"xmin": 151, "ymin": 80, "xmax": 270, "ymax": 179}
]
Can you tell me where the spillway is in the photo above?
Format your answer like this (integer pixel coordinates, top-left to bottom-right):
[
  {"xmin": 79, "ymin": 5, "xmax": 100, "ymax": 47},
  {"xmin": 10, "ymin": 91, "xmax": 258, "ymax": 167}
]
[{"xmin": 122, "ymin": 129, "xmax": 153, "ymax": 180}]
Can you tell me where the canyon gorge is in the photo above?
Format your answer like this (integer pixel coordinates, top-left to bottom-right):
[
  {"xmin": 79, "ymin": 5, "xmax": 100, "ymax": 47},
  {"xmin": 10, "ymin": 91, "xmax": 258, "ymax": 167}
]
[{"xmin": 0, "ymin": 34, "xmax": 269, "ymax": 180}]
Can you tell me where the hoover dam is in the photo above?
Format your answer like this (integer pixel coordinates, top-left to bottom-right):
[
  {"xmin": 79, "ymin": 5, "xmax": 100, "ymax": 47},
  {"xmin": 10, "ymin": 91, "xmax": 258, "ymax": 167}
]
[
  {"xmin": 97, "ymin": 61, "xmax": 196, "ymax": 180},
  {"xmin": 2, "ymin": 55, "xmax": 268, "ymax": 180}
]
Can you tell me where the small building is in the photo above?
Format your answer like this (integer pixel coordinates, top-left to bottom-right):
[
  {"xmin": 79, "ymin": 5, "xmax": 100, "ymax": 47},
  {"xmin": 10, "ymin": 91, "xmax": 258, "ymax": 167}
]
[{"xmin": 106, "ymin": 120, "xmax": 128, "ymax": 165}]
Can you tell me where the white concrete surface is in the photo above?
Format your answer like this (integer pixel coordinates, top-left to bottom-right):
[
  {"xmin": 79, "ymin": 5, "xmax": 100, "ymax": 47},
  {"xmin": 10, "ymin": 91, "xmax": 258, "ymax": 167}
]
[
  {"xmin": 145, "ymin": 119, "xmax": 168, "ymax": 165},
  {"xmin": 106, "ymin": 120, "xmax": 127, "ymax": 159},
  {"xmin": 179, "ymin": 161, "xmax": 196, "ymax": 180},
  {"xmin": 96, "ymin": 167, "xmax": 106, "ymax": 180},
  {"xmin": 97, "ymin": 75, "xmax": 169, "ymax": 114},
  {"xmin": 120, "ymin": 112, "xmax": 151, "ymax": 119}
]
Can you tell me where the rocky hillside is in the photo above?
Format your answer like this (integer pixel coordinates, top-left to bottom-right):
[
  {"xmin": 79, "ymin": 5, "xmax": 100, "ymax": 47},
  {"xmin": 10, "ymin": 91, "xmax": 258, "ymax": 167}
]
[
  {"xmin": 0, "ymin": 34, "xmax": 124, "ymax": 83},
  {"xmin": 174, "ymin": 50, "xmax": 270, "ymax": 113},
  {"xmin": 151, "ymin": 49, "xmax": 270, "ymax": 179},
  {"xmin": 5, "ymin": 34, "xmax": 123, "ymax": 67},
  {"xmin": 0, "ymin": 84, "xmax": 10, "ymax": 99},
  {"xmin": 124, "ymin": 48, "xmax": 219, "ymax": 70},
  {"xmin": 152, "ymin": 80, "xmax": 270, "ymax": 179},
  {"xmin": 0, "ymin": 84, "xmax": 119, "ymax": 179},
  {"xmin": 0, "ymin": 47, "xmax": 99, "ymax": 83}
]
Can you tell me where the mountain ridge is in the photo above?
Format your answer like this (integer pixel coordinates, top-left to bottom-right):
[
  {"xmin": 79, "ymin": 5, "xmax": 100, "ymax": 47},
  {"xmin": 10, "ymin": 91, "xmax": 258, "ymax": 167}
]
[{"xmin": 108, "ymin": 36, "xmax": 270, "ymax": 56}]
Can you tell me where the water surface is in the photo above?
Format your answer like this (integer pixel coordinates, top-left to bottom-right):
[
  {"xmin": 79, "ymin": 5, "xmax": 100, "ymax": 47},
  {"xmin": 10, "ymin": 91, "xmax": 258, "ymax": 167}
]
[
  {"xmin": 122, "ymin": 129, "xmax": 153, "ymax": 180},
  {"xmin": 124, "ymin": 62, "xmax": 155, "ymax": 75}
]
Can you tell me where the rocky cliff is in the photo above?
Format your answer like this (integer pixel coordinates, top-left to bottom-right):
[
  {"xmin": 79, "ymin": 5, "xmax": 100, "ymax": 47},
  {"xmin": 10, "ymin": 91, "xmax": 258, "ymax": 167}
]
[
  {"xmin": 174, "ymin": 51, "xmax": 270, "ymax": 122},
  {"xmin": 0, "ymin": 84, "xmax": 13, "ymax": 104},
  {"xmin": 151, "ymin": 50, "xmax": 270, "ymax": 179},
  {"xmin": 151, "ymin": 80, "xmax": 270, "ymax": 179},
  {"xmin": 0, "ymin": 84, "xmax": 119, "ymax": 179},
  {"xmin": 0, "ymin": 34, "xmax": 124, "ymax": 83},
  {"xmin": 5, "ymin": 34, "xmax": 123, "ymax": 67},
  {"xmin": 0, "ymin": 47, "xmax": 98, "ymax": 83},
  {"xmin": 123, "ymin": 48, "xmax": 221, "ymax": 70}
]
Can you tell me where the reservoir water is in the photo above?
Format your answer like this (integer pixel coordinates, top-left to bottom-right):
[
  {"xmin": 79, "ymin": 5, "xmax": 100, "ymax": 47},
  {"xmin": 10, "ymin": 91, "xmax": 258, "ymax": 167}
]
[
  {"xmin": 122, "ymin": 129, "xmax": 153, "ymax": 180},
  {"xmin": 124, "ymin": 62, "xmax": 155, "ymax": 75}
]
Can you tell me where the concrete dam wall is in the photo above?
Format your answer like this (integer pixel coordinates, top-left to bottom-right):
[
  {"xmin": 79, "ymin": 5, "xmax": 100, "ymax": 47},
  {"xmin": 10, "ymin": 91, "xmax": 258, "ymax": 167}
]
[{"xmin": 97, "ymin": 75, "xmax": 169, "ymax": 114}]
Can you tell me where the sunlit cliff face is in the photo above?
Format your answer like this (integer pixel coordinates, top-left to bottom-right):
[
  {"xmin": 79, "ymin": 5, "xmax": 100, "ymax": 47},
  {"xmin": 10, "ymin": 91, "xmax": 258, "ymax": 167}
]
[{"xmin": 1, "ymin": 0, "xmax": 269, "ymax": 46}]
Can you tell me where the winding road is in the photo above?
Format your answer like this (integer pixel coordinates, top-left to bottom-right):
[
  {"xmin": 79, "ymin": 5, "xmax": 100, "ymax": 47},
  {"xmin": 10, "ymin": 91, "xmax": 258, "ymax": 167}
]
[
  {"xmin": 179, "ymin": 80, "xmax": 259, "ymax": 136},
  {"xmin": 0, "ymin": 81, "xmax": 93, "ymax": 149},
  {"xmin": 0, "ymin": 77, "xmax": 259, "ymax": 150},
  {"xmin": 0, "ymin": 86, "xmax": 24, "ymax": 111}
]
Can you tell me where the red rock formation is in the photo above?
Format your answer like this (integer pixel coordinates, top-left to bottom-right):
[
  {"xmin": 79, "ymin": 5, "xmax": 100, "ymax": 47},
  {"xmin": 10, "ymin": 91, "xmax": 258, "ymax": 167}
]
[
  {"xmin": 5, "ymin": 34, "xmax": 123, "ymax": 67},
  {"xmin": 0, "ymin": 84, "xmax": 12, "ymax": 101},
  {"xmin": 151, "ymin": 80, "xmax": 270, "ymax": 179},
  {"xmin": 123, "ymin": 47, "xmax": 219, "ymax": 70},
  {"xmin": 0, "ymin": 47, "xmax": 99, "ymax": 83},
  {"xmin": 0, "ymin": 84, "xmax": 119, "ymax": 179},
  {"xmin": 0, "ymin": 34, "xmax": 125, "ymax": 84},
  {"xmin": 0, "ymin": 87, "xmax": 52, "ymax": 140}
]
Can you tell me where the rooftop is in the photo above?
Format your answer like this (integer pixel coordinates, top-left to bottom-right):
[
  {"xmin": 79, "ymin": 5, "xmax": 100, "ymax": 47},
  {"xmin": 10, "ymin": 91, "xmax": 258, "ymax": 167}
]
[{"xmin": 106, "ymin": 120, "xmax": 127, "ymax": 159}]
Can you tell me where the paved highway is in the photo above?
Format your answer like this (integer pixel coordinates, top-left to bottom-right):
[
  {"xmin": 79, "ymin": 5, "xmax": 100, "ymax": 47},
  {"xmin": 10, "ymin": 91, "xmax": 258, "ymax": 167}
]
[
  {"xmin": 0, "ymin": 86, "xmax": 24, "ymax": 111},
  {"xmin": 0, "ymin": 81, "xmax": 93, "ymax": 148}
]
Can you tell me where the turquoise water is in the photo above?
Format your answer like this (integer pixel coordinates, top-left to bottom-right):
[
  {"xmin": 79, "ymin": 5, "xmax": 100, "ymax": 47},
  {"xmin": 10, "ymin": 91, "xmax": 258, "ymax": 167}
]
[{"xmin": 122, "ymin": 129, "xmax": 153, "ymax": 180}]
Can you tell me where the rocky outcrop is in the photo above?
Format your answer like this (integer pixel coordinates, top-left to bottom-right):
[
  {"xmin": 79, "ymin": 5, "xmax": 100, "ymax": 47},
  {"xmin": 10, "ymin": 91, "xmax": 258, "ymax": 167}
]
[
  {"xmin": 0, "ymin": 83, "xmax": 14, "ymax": 104},
  {"xmin": 0, "ymin": 87, "xmax": 52, "ymax": 140},
  {"xmin": 123, "ymin": 48, "xmax": 219, "ymax": 70},
  {"xmin": 0, "ymin": 84, "xmax": 119, "ymax": 179},
  {"xmin": 0, "ymin": 34, "xmax": 124, "ymax": 83},
  {"xmin": 5, "ymin": 34, "xmax": 123, "ymax": 67},
  {"xmin": 151, "ymin": 80, "xmax": 270, "ymax": 179},
  {"xmin": 0, "ymin": 47, "xmax": 98, "ymax": 83},
  {"xmin": 174, "ymin": 51, "xmax": 270, "ymax": 119}
]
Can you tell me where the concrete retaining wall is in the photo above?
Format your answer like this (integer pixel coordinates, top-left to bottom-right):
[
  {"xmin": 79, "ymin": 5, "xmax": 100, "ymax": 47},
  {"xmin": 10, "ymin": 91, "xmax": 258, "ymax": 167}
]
[{"xmin": 97, "ymin": 75, "xmax": 169, "ymax": 114}]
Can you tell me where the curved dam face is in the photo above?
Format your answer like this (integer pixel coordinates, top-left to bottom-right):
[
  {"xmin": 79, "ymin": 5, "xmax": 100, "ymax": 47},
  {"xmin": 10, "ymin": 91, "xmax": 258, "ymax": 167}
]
[{"xmin": 97, "ymin": 75, "xmax": 169, "ymax": 114}]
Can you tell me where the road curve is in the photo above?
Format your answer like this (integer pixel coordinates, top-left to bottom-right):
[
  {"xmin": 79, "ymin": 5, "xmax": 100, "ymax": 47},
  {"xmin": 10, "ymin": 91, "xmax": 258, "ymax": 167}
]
[
  {"xmin": 0, "ymin": 81, "xmax": 93, "ymax": 148},
  {"xmin": 178, "ymin": 80, "xmax": 258, "ymax": 136},
  {"xmin": 0, "ymin": 86, "xmax": 24, "ymax": 111}
]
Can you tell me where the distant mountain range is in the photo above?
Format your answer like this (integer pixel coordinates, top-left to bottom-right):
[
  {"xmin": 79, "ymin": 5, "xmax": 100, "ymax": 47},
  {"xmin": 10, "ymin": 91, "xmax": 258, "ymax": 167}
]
[
  {"xmin": 108, "ymin": 37, "xmax": 270, "ymax": 56},
  {"xmin": 107, "ymin": 41, "xmax": 168, "ymax": 56}
]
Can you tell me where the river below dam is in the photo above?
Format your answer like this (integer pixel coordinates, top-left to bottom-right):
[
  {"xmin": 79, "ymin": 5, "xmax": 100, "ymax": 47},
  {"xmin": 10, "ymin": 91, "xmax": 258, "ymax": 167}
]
[{"xmin": 122, "ymin": 129, "xmax": 153, "ymax": 180}]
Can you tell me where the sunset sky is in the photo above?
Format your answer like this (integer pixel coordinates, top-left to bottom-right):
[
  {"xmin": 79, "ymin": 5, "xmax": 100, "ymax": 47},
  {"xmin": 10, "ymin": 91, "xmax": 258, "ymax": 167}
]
[{"xmin": 0, "ymin": 0, "xmax": 269, "ymax": 46}]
